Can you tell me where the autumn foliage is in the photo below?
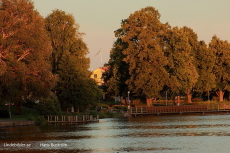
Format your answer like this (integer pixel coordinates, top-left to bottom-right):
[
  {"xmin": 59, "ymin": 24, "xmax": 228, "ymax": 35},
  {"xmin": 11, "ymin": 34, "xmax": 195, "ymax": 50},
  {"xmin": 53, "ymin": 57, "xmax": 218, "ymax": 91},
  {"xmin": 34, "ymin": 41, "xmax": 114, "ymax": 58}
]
[{"xmin": 106, "ymin": 6, "xmax": 230, "ymax": 103}]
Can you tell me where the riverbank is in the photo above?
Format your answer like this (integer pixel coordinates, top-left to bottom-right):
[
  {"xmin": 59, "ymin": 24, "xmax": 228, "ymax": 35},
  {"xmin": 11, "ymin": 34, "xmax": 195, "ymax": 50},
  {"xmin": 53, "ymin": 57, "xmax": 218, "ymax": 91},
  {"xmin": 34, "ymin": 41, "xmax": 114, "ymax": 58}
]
[{"xmin": 0, "ymin": 119, "xmax": 35, "ymax": 128}]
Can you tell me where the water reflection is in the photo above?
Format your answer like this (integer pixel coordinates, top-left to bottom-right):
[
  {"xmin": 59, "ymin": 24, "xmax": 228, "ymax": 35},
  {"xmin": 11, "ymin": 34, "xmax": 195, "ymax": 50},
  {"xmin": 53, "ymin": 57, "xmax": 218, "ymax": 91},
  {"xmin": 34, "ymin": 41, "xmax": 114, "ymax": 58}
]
[{"xmin": 1, "ymin": 115, "xmax": 230, "ymax": 152}]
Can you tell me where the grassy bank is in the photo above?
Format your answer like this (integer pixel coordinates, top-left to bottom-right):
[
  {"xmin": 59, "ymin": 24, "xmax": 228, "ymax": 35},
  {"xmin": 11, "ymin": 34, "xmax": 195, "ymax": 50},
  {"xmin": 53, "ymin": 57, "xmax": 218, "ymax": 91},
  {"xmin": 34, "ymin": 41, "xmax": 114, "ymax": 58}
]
[
  {"xmin": 0, "ymin": 104, "xmax": 125, "ymax": 122},
  {"xmin": 0, "ymin": 105, "xmax": 39, "ymax": 121}
]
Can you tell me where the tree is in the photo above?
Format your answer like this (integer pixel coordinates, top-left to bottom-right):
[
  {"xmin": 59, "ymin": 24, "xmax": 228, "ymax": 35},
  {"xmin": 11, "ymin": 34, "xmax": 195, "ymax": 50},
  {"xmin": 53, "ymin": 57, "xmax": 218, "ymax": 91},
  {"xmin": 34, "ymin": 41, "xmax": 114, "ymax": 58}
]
[
  {"xmin": 181, "ymin": 27, "xmax": 216, "ymax": 101},
  {"xmin": 57, "ymin": 51, "xmax": 102, "ymax": 112},
  {"xmin": 45, "ymin": 9, "xmax": 88, "ymax": 73},
  {"xmin": 45, "ymin": 10, "xmax": 101, "ymax": 112},
  {"xmin": 209, "ymin": 36, "xmax": 230, "ymax": 101},
  {"xmin": 120, "ymin": 7, "xmax": 169, "ymax": 100},
  {"xmin": 103, "ymin": 37, "xmax": 129, "ymax": 98},
  {"xmin": 194, "ymin": 40, "xmax": 215, "ymax": 99},
  {"xmin": 166, "ymin": 27, "xmax": 199, "ymax": 103},
  {"xmin": 0, "ymin": 0, "xmax": 56, "ymax": 114}
]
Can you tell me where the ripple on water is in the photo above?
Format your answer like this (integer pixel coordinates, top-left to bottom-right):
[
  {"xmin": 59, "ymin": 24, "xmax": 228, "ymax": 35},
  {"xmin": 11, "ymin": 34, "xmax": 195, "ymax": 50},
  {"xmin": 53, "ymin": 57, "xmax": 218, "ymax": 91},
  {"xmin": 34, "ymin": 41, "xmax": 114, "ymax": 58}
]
[{"xmin": 2, "ymin": 115, "xmax": 230, "ymax": 153}]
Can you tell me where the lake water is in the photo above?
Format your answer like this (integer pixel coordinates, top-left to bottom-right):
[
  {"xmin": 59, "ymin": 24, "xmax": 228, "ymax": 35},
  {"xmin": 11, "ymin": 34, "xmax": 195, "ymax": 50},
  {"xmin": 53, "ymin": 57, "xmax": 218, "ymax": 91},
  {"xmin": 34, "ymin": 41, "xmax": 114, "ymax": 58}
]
[{"xmin": 1, "ymin": 114, "xmax": 230, "ymax": 153}]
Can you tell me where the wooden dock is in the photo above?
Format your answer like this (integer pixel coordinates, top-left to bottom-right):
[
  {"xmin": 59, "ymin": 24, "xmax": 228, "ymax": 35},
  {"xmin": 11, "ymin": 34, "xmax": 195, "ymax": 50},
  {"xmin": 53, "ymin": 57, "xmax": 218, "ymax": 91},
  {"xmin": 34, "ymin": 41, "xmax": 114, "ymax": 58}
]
[
  {"xmin": 47, "ymin": 115, "xmax": 99, "ymax": 123},
  {"xmin": 130, "ymin": 105, "xmax": 230, "ymax": 116}
]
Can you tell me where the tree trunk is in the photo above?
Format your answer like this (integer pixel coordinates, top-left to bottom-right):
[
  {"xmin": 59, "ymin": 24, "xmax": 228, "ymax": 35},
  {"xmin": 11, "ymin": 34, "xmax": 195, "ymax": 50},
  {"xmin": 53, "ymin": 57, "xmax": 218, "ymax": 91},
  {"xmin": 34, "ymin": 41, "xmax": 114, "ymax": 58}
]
[
  {"xmin": 185, "ymin": 89, "xmax": 192, "ymax": 103},
  {"xmin": 16, "ymin": 105, "xmax": 21, "ymax": 115},
  {"xmin": 15, "ymin": 98, "xmax": 22, "ymax": 115},
  {"xmin": 66, "ymin": 107, "xmax": 68, "ymax": 114},
  {"xmin": 174, "ymin": 96, "xmax": 181, "ymax": 105},
  {"xmin": 216, "ymin": 91, "xmax": 225, "ymax": 102},
  {"xmin": 146, "ymin": 98, "xmax": 152, "ymax": 107},
  {"xmin": 187, "ymin": 93, "xmax": 192, "ymax": 103}
]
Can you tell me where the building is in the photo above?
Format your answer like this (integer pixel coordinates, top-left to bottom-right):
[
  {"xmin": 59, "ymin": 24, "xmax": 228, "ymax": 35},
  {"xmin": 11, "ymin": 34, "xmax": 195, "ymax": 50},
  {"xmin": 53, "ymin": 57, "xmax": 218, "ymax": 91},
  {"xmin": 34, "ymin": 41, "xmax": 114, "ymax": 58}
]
[{"xmin": 90, "ymin": 67, "xmax": 108, "ymax": 86}]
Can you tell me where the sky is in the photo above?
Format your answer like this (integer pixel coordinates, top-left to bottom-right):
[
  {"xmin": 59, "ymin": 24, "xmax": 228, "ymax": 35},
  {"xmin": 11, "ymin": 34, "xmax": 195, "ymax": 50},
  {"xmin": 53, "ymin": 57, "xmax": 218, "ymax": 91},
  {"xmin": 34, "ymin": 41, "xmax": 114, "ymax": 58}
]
[{"xmin": 33, "ymin": 0, "xmax": 230, "ymax": 71}]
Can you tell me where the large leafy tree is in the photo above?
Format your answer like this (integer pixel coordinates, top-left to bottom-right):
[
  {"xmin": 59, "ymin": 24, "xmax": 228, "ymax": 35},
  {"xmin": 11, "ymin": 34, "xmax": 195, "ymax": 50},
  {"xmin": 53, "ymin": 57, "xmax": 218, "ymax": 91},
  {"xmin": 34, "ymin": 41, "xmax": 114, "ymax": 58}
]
[
  {"xmin": 181, "ymin": 27, "xmax": 216, "ymax": 101},
  {"xmin": 120, "ymin": 7, "xmax": 169, "ymax": 100},
  {"xmin": 45, "ymin": 10, "xmax": 101, "ymax": 112},
  {"xmin": 0, "ymin": 0, "xmax": 56, "ymax": 113},
  {"xmin": 194, "ymin": 40, "xmax": 215, "ymax": 98},
  {"xmin": 209, "ymin": 36, "xmax": 230, "ymax": 101},
  {"xmin": 103, "ymin": 37, "xmax": 129, "ymax": 98},
  {"xmin": 45, "ymin": 10, "xmax": 87, "ymax": 73},
  {"xmin": 166, "ymin": 27, "xmax": 199, "ymax": 103}
]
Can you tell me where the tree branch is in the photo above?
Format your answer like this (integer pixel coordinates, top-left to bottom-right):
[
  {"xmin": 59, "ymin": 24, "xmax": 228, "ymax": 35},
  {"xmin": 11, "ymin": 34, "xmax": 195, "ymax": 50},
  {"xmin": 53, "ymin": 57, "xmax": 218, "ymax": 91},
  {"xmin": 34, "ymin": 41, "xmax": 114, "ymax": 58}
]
[{"xmin": 17, "ymin": 48, "xmax": 32, "ymax": 61}]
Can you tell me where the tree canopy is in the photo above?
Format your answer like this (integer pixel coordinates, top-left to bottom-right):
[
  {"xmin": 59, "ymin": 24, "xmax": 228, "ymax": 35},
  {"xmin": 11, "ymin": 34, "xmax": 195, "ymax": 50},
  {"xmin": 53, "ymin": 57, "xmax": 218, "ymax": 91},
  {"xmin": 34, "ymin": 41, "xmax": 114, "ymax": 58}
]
[
  {"xmin": 106, "ymin": 6, "xmax": 230, "ymax": 103},
  {"xmin": 166, "ymin": 27, "xmax": 199, "ymax": 103},
  {"xmin": 121, "ymin": 7, "xmax": 169, "ymax": 98},
  {"xmin": 209, "ymin": 36, "xmax": 230, "ymax": 101},
  {"xmin": 0, "ymin": 0, "xmax": 56, "ymax": 113},
  {"xmin": 45, "ymin": 10, "xmax": 102, "ymax": 112}
]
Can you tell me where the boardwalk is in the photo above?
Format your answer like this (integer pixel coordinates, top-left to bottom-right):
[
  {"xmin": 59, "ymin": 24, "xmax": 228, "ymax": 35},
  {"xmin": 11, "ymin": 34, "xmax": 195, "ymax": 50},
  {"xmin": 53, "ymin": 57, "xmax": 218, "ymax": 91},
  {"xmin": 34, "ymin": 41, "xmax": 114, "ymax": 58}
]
[
  {"xmin": 130, "ymin": 105, "xmax": 230, "ymax": 116},
  {"xmin": 47, "ymin": 115, "xmax": 99, "ymax": 123}
]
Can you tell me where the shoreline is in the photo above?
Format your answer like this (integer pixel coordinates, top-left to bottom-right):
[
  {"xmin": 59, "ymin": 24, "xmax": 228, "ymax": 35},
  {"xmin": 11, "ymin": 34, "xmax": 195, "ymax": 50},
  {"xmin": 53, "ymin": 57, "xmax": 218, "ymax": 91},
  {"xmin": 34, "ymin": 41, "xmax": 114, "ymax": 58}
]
[
  {"xmin": 0, "ymin": 120, "xmax": 35, "ymax": 128},
  {"xmin": 1, "ymin": 111, "xmax": 230, "ymax": 128}
]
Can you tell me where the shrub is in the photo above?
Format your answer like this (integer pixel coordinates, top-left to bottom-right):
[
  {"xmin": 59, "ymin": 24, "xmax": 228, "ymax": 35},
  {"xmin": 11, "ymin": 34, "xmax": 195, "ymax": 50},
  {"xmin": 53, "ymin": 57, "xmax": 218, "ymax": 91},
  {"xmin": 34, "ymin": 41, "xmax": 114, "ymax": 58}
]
[
  {"xmin": 36, "ymin": 94, "xmax": 61, "ymax": 117},
  {"xmin": 34, "ymin": 116, "xmax": 47, "ymax": 125},
  {"xmin": 98, "ymin": 111, "xmax": 107, "ymax": 119},
  {"xmin": 27, "ymin": 114, "xmax": 36, "ymax": 121},
  {"xmin": 88, "ymin": 111, "xmax": 98, "ymax": 117}
]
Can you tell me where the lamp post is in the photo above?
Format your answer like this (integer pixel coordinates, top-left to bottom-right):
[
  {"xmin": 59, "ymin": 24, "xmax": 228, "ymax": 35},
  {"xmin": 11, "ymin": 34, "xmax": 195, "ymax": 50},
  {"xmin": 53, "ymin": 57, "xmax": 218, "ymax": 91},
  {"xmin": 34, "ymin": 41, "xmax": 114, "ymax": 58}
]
[
  {"xmin": 9, "ymin": 101, "xmax": 11, "ymax": 119},
  {"xmin": 166, "ymin": 91, "xmax": 168, "ymax": 106},
  {"xmin": 128, "ymin": 91, "xmax": 130, "ymax": 110}
]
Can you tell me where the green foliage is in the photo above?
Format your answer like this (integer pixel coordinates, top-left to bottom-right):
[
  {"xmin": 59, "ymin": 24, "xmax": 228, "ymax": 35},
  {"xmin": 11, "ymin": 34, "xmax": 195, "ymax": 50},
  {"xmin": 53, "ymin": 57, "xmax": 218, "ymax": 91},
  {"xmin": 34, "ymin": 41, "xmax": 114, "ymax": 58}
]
[
  {"xmin": 34, "ymin": 116, "xmax": 47, "ymax": 125},
  {"xmin": 104, "ymin": 6, "xmax": 230, "ymax": 103},
  {"xmin": 103, "ymin": 38, "xmax": 129, "ymax": 97},
  {"xmin": 27, "ymin": 113, "xmax": 36, "ymax": 121},
  {"xmin": 106, "ymin": 7, "xmax": 170, "ymax": 99},
  {"xmin": 36, "ymin": 93, "xmax": 61, "ymax": 117},
  {"xmin": 0, "ymin": 0, "xmax": 56, "ymax": 114},
  {"xmin": 98, "ymin": 111, "xmax": 114, "ymax": 119},
  {"xmin": 45, "ymin": 9, "xmax": 103, "ymax": 112},
  {"xmin": 166, "ymin": 27, "xmax": 199, "ymax": 94},
  {"xmin": 195, "ymin": 40, "xmax": 216, "ymax": 93},
  {"xmin": 122, "ymin": 7, "xmax": 170, "ymax": 98},
  {"xmin": 209, "ymin": 36, "xmax": 230, "ymax": 101}
]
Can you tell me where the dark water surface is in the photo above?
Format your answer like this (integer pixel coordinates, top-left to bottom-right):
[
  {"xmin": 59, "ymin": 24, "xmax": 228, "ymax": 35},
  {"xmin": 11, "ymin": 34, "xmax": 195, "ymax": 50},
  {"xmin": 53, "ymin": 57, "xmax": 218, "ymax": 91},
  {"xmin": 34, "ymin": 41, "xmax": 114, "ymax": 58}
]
[{"xmin": 1, "ymin": 114, "xmax": 230, "ymax": 153}]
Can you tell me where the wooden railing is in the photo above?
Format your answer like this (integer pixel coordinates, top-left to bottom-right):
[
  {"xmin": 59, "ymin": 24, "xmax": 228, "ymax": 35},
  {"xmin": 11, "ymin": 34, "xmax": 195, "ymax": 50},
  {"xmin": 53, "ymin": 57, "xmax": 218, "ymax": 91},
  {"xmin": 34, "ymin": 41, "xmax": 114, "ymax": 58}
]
[
  {"xmin": 131, "ymin": 105, "xmax": 208, "ymax": 114},
  {"xmin": 47, "ymin": 115, "xmax": 99, "ymax": 123}
]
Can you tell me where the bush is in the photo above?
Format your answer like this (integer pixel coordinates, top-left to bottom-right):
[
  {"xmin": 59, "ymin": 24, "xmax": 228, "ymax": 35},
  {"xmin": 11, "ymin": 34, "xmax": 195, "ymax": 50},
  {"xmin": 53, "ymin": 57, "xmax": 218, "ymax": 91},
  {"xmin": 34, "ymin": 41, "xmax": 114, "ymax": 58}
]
[
  {"xmin": 27, "ymin": 114, "xmax": 36, "ymax": 121},
  {"xmin": 98, "ymin": 111, "xmax": 114, "ymax": 119},
  {"xmin": 36, "ymin": 94, "xmax": 61, "ymax": 117},
  {"xmin": 0, "ymin": 107, "xmax": 9, "ymax": 118},
  {"xmin": 98, "ymin": 111, "xmax": 107, "ymax": 119},
  {"xmin": 34, "ymin": 116, "xmax": 47, "ymax": 125},
  {"xmin": 88, "ymin": 111, "xmax": 98, "ymax": 117}
]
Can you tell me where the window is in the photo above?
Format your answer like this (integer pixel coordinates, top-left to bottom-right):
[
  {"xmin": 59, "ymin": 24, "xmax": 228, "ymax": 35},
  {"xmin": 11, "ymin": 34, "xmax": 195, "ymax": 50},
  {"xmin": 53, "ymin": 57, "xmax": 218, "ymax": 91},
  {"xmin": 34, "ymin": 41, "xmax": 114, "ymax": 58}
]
[{"xmin": 94, "ymin": 74, "xmax": 97, "ymax": 78}]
